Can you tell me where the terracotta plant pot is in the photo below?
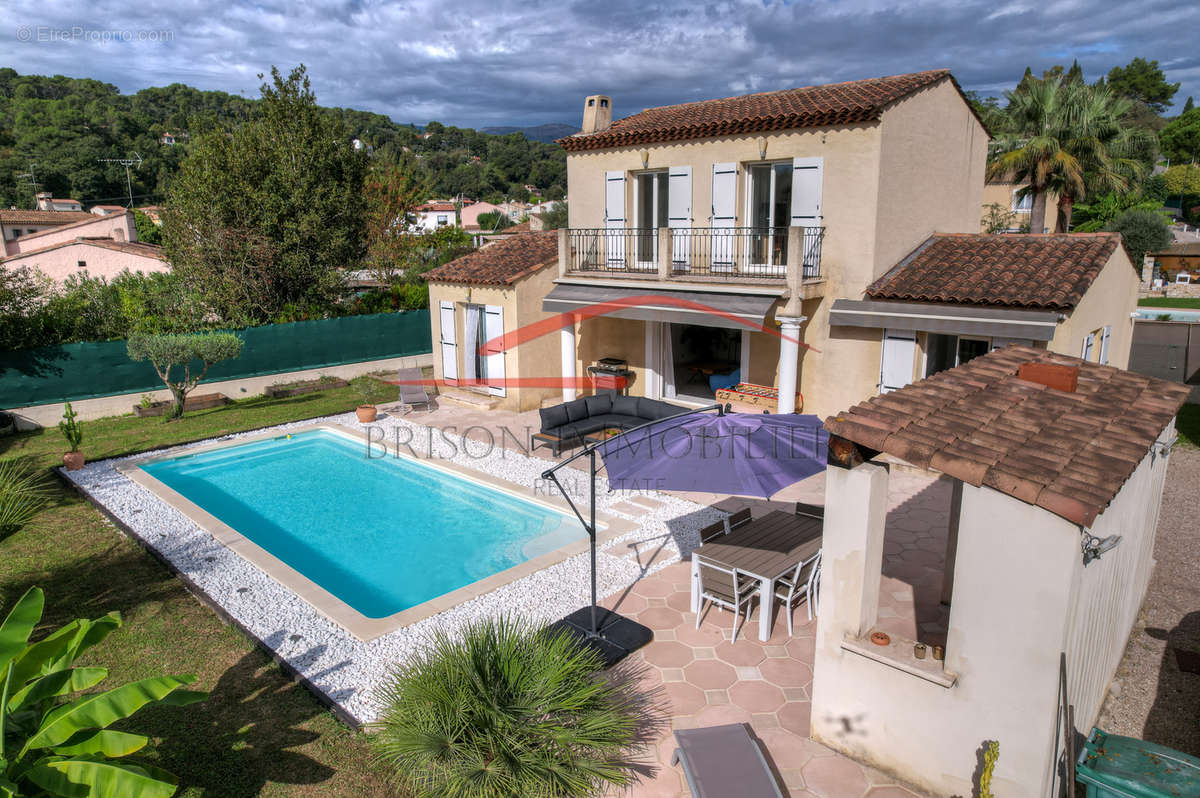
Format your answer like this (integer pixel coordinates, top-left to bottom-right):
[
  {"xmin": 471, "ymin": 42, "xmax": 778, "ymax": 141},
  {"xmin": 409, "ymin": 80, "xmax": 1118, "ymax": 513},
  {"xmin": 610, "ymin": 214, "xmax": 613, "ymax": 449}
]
[
  {"xmin": 63, "ymin": 451, "xmax": 84, "ymax": 471},
  {"xmin": 356, "ymin": 405, "xmax": 378, "ymax": 423}
]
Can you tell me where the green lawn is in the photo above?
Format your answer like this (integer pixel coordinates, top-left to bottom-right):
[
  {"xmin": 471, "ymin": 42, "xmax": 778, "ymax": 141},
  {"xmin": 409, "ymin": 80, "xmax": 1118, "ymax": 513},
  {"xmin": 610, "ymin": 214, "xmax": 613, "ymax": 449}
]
[
  {"xmin": 1137, "ymin": 297, "xmax": 1200, "ymax": 309},
  {"xmin": 1178, "ymin": 404, "xmax": 1200, "ymax": 448},
  {"xmin": 0, "ymin": 384, "xmax": 399, "ymax": 797}
]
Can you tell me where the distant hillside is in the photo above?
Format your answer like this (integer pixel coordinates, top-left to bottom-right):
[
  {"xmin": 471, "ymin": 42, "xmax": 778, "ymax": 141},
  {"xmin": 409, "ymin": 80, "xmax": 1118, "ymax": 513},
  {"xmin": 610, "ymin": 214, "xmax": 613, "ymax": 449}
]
[
  {"xmin": 479, "ymin": 123, "xmax": 579, "ymax": 143},
  {"xmin": 0, "ymin": 68, "xmax": 566, "ymax": 209}
]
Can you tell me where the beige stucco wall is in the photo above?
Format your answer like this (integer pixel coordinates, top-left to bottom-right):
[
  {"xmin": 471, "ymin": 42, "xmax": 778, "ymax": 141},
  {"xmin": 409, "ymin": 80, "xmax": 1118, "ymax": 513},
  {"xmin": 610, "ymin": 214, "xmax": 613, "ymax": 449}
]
[
  {"xmin": 1051, "ymin": 249, "xmax": 1140, "ymax": 369},
  {"xmin": 3, "ymin": 241, "xmax": 167, "ymax": 283},
  {"xmin": 428, "ymin": 264, "xmax": 562, "ymax": 412},
  {"xmin": 873, "ymin": 80, "xmax": 988, "ymax": 276},
  {"xmin": 575, "ymin": 316, "xmax": 648, "ymax": 396},
  {"xmin": 813, "ymin": 424, "xmax": 1173, "ymax": 796},
  {"xmin": 981, "ymin": 181, "xmax": 1057, "ymax": 233},
  {"xmin": 6, "ymin": 213, "xmax": 136, "ymax": 255}
]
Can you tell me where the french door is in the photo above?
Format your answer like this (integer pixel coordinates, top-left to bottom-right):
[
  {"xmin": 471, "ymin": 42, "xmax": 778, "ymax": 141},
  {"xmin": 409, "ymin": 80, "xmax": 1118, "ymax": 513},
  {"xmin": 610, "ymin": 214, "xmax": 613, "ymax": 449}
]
[{"xmin": 746, "ymin": 163, "xmax": 793, "ymax": 276}]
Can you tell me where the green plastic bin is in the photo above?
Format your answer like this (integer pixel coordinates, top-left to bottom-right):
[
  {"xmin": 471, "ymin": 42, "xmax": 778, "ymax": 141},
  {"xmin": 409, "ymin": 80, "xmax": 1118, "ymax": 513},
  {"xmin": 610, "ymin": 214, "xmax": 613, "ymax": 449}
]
[{"xmin": 1076, "ymin": 727, "xmax": 1200, "ymax": 798}]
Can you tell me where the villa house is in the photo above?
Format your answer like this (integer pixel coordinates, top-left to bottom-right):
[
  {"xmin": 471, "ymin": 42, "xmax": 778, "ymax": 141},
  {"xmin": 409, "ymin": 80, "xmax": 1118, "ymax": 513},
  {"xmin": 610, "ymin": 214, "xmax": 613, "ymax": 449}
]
[
  {"xmin": 541, "ymin": 70, "xmax": 1139, "ymax": 419},
  {"xmin": 546, "ymin": 70, "xmax": 990, "ymax": 418}
]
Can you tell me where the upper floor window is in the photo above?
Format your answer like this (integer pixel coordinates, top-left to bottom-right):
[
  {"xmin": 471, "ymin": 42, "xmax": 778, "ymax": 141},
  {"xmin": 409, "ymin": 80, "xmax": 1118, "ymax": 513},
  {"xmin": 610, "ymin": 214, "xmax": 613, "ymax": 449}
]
[
  {"xmin": 1012, "ymin": 190, "xmax": 1033, "ymax": 212},
  {"xmin": 436, "ymin": 214, "xmax": 449, "ymax": 226}
]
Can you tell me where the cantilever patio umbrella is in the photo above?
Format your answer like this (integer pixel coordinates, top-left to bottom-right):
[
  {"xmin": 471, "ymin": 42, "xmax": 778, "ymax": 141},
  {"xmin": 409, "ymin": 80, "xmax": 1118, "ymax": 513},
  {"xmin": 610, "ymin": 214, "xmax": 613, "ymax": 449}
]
[{"xmin": 541, "ymin": 406, "xmax": 828, "ymax": 666}]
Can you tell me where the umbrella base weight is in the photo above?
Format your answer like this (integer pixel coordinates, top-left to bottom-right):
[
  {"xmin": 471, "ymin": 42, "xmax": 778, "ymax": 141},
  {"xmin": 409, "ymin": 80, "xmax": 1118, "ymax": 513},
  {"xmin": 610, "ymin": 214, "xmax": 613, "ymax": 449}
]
[{"xmin": 547, "ymin": 606, "xmax": 653, "ymax": 669}]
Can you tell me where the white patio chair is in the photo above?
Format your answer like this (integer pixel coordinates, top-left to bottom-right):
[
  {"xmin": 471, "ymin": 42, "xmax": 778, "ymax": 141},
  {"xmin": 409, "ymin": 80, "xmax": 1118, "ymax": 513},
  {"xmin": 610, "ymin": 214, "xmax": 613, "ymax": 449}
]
[
  {"xmin": 774, "ymin": 549, "xmax": 822, "ymax": 636},
  {"xmin": 695, "ymin": 557, "xmax": 757, "ymax": 641}
]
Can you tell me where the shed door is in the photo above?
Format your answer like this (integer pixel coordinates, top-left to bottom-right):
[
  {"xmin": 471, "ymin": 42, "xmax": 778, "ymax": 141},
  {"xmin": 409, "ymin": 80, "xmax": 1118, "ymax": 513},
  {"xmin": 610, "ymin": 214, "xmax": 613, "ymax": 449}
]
[
  {"xmin": 484, "ymin": 305, "xmax": 506, "ymax": 397},
  {"xmin": 668, "ymin": 166, "xmax": 692, "ymax": 267},
  {"xmin": 879, "ymin": 330, "xmax": 916, "ymax": 394},
  {"xmin": 439, "ymin": 300, "xmax": 458, "ymax": 385},
  {"xmin": 605, "ymin": 171, "xmax": 626, "ymax": 267},
  {"xmin": 711, "ymin": 163, "xmax": 737, "ymax": 271}
]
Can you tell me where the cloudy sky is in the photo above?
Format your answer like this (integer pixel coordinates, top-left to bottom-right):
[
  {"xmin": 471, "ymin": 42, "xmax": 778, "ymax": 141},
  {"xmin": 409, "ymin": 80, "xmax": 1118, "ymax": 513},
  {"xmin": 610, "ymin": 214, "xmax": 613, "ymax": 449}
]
[{"xmin": 3, "ymin": 0, "xmax": 1197, "ymax": 129}]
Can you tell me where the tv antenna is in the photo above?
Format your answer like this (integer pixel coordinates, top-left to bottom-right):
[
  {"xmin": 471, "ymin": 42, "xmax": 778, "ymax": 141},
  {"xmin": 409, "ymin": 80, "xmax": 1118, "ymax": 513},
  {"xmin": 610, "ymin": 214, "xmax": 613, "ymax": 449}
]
[
  {"xmin": 16, "ymin": 160, "xmax": 41, "ymax": 203},
  {"xmin": 97, "ymin": 152, "xmax": 143, "ymax": 207}
]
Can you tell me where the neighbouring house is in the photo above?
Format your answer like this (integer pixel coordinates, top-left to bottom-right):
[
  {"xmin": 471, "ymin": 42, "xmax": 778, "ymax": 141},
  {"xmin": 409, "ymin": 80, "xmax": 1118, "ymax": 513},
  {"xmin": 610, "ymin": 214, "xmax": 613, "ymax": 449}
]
[
  {"xmin": 1, "ymin": 238, "xmax": 168, "ymax": 283},
  {"xmin": 815, "ymin": 345, "xmax": 1190, "ymax": 797},
  {"xmin": 460, "ymin": 201, "xmax": 504, "ymax": 231},
  {"xmin": 4, "ymin": 211, "xmax": 137, "ymax": 257},
  {"xmin": 89, "ymin": 204, "xmax": 128, "ymax": 216},
  {"xmin": 546, "ymin": 70, "xmax": 990, "ymax": 417},
  {"xmin": 160, "ymin": 130, "xmax": 188, "ymax": 145},
  {"xmin": 424, "ymin": 231, "xmax": 562, "ymax": 412},
  {"xmin": 0, "ymin": 208, "xmax": 94, "ymax": 243},
  {"xmin": 414, "ymin": 201, "xmax": 459, "ymax": 231},
  {"xmin": 981, "ymin": 179, "xmax": 1057, "ymax": 233},
  {"xmin": 0, "ymin": 210, "xmax": 166, "ymax": 282},
  {"xmin": 829, "ymin": 232, "xmax": 1141, "ymax": 392},
  {"xmin": 136, "ymin": 205, "xmax": 163, "ymax": 225},
  {"xmin": 34, "ymin": 192, "xmax": 84, "ymax": 212}
]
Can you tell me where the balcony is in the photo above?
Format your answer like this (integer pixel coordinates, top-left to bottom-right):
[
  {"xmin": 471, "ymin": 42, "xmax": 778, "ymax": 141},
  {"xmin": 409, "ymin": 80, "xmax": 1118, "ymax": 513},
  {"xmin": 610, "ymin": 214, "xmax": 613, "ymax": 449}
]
[{"xmin": 558, "ymin": 226, "xmax": 824, "ymax": 297}]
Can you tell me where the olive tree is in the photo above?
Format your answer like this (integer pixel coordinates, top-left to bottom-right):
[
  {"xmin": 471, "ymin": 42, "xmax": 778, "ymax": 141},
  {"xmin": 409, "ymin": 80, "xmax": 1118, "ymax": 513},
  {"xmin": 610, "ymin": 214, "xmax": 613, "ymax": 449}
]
[{"xmin": 127, "ymin": 332, "xmax": 243, "ymax": 418}]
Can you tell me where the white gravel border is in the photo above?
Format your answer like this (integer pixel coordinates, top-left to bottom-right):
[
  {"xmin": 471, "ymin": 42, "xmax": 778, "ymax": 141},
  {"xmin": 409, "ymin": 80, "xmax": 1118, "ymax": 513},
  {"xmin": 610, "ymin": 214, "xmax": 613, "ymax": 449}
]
[{"xmin": 62, "ymin": 411, "xmax": 722, "ymax": 725}]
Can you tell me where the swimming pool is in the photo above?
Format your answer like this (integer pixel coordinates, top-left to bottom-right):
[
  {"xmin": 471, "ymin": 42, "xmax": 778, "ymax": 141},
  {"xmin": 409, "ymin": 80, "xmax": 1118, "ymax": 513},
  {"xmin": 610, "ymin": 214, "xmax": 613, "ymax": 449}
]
[{"xmin": 136, "ymin": 427, "xmax": 588, "ymax": 624}]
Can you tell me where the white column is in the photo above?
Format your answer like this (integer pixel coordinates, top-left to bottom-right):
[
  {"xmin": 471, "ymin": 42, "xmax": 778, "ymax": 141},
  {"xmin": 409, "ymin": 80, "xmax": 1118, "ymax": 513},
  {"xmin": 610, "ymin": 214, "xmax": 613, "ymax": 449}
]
[
  {"xmin": 776, "ymin": 315, "xmax": 803, "ymax": 413},
  {"xmin": 560, "ymin": 315, "xmax": 577, "ymax": 401}
]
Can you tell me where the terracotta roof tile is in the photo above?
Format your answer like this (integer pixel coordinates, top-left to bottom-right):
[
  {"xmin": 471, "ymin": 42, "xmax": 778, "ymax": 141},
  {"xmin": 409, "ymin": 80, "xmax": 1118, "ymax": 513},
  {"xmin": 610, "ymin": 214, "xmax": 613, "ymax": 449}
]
[
  {"xmin": 0, "ymin": 209, "xmax": 94, "ymax": 226},
  {"xmin": 559, "ymin": 70, "xmax": 975, "ymax": 152},
  {"xmin": 867, "ymin": 233, "xmax": 1130, "ymax": 311},
  {"xmin": 825, "ymin": 347, "xmax": 1191, "ymax": 527},
  {"xmin": 423, "ymin": 231, "xmax": 557, "ymax": 286}
]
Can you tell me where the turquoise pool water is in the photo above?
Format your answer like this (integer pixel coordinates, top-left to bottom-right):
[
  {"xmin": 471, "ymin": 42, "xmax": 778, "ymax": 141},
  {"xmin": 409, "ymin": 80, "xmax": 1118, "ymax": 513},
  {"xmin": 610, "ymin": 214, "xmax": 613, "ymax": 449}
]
[{"xmin": 140, "ymin": 429, "xmax": 586, "ymax": 618}]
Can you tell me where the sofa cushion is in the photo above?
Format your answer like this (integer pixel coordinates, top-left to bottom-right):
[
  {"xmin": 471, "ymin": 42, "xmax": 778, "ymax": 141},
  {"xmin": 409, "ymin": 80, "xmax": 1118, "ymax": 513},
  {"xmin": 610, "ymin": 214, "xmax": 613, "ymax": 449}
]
[
  {"xmin": 639, "ymin": 397, "xmax": 683, "ymax": 420},
  {"xmin": 539, "ymin": 404, "xmax": 569, "ymax": 432},
  {"xmin": 584, "ymin": 393, "xmax": 613, "ymax": 416},
  {"xmin": 588, "ymin": 413, "xmax": 639, "ymax": 430},
  {"xmin": 612, "ymin": 395, "xmax": 640, "ymax": 416},
  {"xmin": 564, "ymin": 398, "xmax": 590, "ymax": 423}
]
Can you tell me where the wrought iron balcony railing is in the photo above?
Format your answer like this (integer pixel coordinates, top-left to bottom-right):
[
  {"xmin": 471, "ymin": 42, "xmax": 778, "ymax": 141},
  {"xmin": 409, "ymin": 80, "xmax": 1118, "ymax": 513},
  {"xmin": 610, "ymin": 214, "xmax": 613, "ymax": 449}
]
[{"xmin": 562, "ymin": 226, "xmax": 824, "ymax": 281}]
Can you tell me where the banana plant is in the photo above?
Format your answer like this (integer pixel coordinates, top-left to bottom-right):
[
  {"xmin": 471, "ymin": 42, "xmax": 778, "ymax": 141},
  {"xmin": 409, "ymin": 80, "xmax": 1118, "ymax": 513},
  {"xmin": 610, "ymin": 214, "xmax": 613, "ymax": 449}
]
[{"xmin": 0, "ymin": 587, "xmax": 207, "ymax": 797}]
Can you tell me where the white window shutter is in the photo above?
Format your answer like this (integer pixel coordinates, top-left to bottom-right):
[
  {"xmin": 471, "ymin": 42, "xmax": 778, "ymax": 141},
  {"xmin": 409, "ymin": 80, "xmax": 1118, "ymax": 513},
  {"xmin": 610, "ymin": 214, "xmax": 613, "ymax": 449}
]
[
  {"xmin": 790, "ymin": 157, "xmax": 824, "ymax": 226},
  {"xmin": 879, "ymin": 330, "xmax": 916, "ymax": 393},
  {"xmin": 604, "ymin": 171, "xmax": 626, "ymax": 266},
  {"xmin": 711, "ymin": 163, "xmax": 737, "ymax": 270},
  {"xmin": 439, "ymin": 300, "xmax": 457, "ymax": 384},
  {"xmin": 1099, "ymin": 325, "xmax": 1111, "ymax": 364},
  {"xmin": 668, "ymin": 166, "xmax": 692, "ymax": 265},
  {"xmin": 484, "ymin": 305, "xmax": 506, "ymax": 397},
  {"xmin": 1082, "ymin": 332, "xmax": 1095, "ymax": 361}
]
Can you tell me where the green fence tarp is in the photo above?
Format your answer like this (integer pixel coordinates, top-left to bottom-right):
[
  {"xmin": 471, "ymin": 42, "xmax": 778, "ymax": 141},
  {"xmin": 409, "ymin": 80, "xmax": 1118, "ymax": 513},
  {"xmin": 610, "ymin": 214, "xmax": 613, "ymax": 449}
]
[{"xmin": 0, "ymin": 310, "xmax": 432, "ymax": 408}]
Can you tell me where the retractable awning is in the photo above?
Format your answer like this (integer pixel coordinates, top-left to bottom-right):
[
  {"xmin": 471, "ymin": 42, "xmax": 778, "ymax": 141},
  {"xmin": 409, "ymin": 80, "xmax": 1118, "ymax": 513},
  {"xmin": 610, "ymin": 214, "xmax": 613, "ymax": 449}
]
[
  {"xmin": 543, "ymin": 283, "xmax": 781, "ymax": 330},
  {"xmin": 829, "ymin": 299, "xmax": 1060, "ymax": 341}
]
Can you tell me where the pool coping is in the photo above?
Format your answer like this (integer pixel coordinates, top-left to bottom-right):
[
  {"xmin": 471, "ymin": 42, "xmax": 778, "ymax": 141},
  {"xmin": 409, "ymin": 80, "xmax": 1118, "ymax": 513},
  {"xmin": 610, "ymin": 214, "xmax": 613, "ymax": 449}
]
[{"xmin": 118, "ymin": 422, "xmax": 635, "ymax": 641}]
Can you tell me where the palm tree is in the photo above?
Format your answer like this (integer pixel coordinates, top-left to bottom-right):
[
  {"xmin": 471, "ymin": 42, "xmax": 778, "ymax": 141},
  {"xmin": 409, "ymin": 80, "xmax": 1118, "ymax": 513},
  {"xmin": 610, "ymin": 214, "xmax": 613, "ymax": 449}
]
[
  {"xmin": 988, "ymin": 77, "xmax": 1152, "ymax": 232},
  {"xmin": 370, "ymin": 616, "xmax": 659, "ymax": 798}
]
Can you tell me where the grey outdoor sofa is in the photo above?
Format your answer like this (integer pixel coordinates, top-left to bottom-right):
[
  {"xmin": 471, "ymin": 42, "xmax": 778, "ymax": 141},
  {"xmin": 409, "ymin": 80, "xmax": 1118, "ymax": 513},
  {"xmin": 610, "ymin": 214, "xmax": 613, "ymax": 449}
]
[{"xmin": 532, "ymin": 394, "xmax": 689, "ymax": 456}]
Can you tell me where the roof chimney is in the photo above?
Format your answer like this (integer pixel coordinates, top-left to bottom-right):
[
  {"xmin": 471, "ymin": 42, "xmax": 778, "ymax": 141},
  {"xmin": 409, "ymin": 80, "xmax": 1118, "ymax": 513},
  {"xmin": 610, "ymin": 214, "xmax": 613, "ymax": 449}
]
[
  {"xmin": 581, "ymin": 95, "xmax": 612, "ymax": 135},
  {"xmin": 1018, "ymin": 362, "xmax": 1079, "ymax": 393},
  {"xmin": 35, "ymin": 191, "xmax": 52, "ymax": 211}
]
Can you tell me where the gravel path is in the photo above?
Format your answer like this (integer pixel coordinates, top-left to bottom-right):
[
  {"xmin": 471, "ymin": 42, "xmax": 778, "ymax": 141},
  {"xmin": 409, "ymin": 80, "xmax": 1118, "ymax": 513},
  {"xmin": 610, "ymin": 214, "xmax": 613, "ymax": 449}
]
[{"xmin": 1096, "ymin": 444, "xmax": 1200, "ymax": 755}]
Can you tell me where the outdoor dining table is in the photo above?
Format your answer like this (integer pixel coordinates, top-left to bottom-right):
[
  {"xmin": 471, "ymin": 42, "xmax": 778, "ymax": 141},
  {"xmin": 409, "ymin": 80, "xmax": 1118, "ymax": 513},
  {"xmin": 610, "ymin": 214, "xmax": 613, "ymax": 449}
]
[{"xmin": 690, "ymin": 510, "xmax": 823, "ymax": 642}]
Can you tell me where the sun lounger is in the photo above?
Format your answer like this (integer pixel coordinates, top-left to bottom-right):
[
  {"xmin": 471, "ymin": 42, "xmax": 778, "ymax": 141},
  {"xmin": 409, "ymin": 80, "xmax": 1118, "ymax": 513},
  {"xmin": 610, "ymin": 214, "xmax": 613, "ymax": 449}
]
[
  {"xmin": 395, "ymin": 367, "xmax": 432, "ymax": 413},
  {"xmin": 671, "ymin": 723, "xmax": 784, "ymax": 798}
]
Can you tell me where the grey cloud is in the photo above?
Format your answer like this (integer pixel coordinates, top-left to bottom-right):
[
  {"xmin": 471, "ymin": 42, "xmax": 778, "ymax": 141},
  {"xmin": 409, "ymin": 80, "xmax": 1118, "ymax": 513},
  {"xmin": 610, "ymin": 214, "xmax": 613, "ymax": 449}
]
[{"xmin": 3, "ymin": 0, "xmax": 1196, "ymax": 128}]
